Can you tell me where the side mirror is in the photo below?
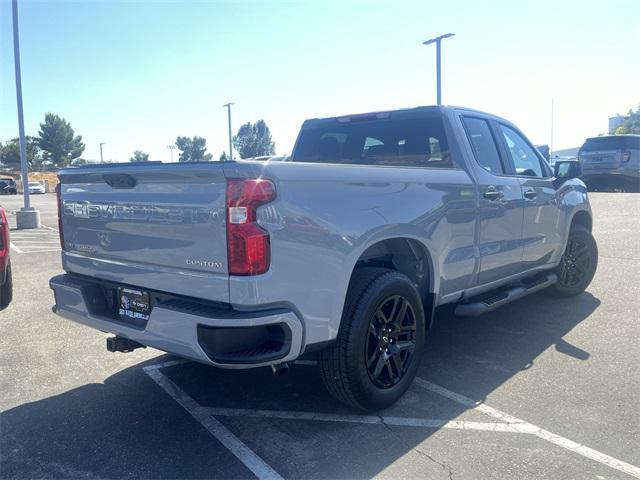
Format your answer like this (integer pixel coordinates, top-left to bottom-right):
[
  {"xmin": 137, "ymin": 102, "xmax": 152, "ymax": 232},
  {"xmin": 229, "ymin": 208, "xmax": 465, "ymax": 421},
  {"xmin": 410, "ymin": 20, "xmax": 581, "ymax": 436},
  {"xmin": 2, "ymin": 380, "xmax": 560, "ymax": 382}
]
[{"xmin": 554, "ymin": 160, "xmax": 581, "ymax": 181}]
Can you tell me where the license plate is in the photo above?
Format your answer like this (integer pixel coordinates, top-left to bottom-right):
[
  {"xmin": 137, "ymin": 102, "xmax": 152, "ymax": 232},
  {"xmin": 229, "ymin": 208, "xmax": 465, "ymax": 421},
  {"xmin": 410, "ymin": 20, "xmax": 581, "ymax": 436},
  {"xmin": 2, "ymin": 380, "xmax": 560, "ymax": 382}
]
[{"xmin": 118, "ymin": 287, "xmax": 151, "ymax": 321}]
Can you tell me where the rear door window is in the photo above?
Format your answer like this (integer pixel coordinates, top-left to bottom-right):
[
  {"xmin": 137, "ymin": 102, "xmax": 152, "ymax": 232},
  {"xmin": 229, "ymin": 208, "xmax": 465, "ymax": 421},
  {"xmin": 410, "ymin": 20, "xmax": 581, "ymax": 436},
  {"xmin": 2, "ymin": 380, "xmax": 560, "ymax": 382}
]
[
  {"xmin": 292, "ymin": 116, "xmax": 455, "ymax": 168},
  {"xmin": 461, "ymin": 117, "xmax": 504, "ymax": 174}
]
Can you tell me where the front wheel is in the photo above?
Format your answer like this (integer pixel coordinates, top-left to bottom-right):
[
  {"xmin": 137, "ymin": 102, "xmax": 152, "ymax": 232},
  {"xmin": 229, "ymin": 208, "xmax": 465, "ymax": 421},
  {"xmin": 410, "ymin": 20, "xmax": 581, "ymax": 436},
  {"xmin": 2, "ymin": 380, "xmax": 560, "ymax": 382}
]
[
  {"xmin": 553, "ymin": 225, "xmax": 598, "ymax": 297},
  {"xmin": 319, "ymin": 269, "xmax": 425, "ymax": 411}
]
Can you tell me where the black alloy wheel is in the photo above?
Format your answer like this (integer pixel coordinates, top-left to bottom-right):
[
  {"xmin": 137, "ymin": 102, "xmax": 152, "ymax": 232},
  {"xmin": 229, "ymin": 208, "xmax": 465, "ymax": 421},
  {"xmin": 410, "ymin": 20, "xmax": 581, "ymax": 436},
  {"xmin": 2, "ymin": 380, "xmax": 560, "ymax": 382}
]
[
  {"xmin": 558, "ymin": 236, "xmax": 593, "ymax": 288},
  {"xmin": 365, "ymin": 295, "xmax": 416, "ymax": 388},
  {"xmin": 553, "ymin": 225, "xmax": 598, "ymax": 297}
]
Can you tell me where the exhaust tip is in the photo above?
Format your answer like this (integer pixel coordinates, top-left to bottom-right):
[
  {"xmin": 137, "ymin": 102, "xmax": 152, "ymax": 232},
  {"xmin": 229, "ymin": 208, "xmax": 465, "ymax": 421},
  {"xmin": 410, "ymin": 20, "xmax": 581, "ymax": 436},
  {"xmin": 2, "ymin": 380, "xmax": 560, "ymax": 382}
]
[{"xmin": 271, "ymin": 363, "xmax": 289, "ymax": 377}]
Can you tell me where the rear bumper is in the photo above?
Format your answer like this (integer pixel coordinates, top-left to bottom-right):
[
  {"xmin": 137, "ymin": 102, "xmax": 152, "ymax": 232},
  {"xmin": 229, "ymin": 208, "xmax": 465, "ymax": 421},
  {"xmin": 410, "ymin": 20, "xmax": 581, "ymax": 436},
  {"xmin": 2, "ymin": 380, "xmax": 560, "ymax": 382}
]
[
  {"xmin": 49, "ymin": 274, "xmax": 304, "ymax": 368},
  {"xmin": 582, "ymin": 168, "xmax": 639, "ymax": 181}
]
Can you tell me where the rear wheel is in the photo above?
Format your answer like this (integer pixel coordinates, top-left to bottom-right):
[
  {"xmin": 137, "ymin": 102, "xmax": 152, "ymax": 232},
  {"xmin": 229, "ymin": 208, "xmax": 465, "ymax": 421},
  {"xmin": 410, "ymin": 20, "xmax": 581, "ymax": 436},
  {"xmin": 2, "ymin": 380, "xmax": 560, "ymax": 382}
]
[
  {"xmin": 319, "ymin": 269, "xmax": 425, "ymax": 411},
  {"xmin": 553, "ymin": 225, "xmax": 598, "ymax": 297},
  {"xmin": 0, "ymin": 262, "xmax": 12, "ymax": 310}
]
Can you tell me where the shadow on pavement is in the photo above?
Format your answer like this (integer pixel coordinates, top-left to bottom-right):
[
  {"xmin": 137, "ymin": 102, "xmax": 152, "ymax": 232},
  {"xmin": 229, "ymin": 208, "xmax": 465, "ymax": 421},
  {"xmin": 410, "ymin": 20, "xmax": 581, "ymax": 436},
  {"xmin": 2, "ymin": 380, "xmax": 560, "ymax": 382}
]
[{"xmin": 1, "ymin": 291, "xmax": 600, "ymax": 479}]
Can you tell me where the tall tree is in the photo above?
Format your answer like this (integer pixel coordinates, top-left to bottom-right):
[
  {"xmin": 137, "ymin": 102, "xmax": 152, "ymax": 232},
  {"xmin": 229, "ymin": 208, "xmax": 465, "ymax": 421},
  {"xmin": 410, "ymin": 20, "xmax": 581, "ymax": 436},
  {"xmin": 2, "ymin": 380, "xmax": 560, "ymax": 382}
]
[
  {"xmin": 37, "ymin": 113, "xmax": 85, "ymax": 167},
  {"xmin": 175, "ymin": 136, "xmax": 213, "ymax": 162},
  {"xmin": 130, "ymin": 150, "xmax": 150, "ymax": 162},
  {"xmin": 233, "ymin": 120, "xmax": 276, "ymax": 159},
  {"xmin": 611, "ymin": 105, "xmax": 640, "ymax": 135},
  {"xmin": 0, "ymin": 136, "xmax": 42, "ymax": 171}
]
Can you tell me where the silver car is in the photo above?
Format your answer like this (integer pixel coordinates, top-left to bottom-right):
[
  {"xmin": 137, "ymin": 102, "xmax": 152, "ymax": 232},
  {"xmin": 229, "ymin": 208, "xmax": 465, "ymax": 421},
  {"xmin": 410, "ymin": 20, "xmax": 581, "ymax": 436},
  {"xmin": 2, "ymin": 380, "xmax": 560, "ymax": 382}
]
[{"xmin": 28, "ymin": 181, "xmax": 46, "ymax": 194}]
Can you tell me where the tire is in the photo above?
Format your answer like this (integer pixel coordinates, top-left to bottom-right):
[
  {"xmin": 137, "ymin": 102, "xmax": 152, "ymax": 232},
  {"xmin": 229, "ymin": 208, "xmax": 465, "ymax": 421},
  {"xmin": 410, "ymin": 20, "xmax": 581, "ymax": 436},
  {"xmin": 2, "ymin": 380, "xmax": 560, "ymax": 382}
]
[
  {"xmin": 0, "ymin": 262, "xmax": 12, "ymax": 310},
  {"xmin": 319, "ymin": 268, "xmax": 425, "ymax": 411},
  {"xmin": 553, "ymin": 225, "xmax": 598, "ymax": 297}
]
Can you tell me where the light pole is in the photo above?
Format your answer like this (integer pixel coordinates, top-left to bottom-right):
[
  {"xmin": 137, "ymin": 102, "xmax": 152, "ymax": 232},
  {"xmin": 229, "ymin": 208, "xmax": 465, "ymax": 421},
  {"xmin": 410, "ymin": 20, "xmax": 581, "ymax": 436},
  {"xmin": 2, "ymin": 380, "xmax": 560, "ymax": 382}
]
[
  {"xmin": 12, "ymin": 0, "xmax": 40, "ymax": 229},
  {"xmin": 422, "ymin": 33, "xmax": 455, "ymax": 106},
  {"xmin": 223, "ymin": 102, "xmax": 234, "ymax": 160},
  {"xmin": 167, "ymin": 145, "xmax": 177, "ymax": 162},
  {"xmin": 99, "ymin": 142, "xmax": 106, "ymax": 163},
  {"xmin": 550, "ymin": 97, "xmax": 555, "ymax": 156}
]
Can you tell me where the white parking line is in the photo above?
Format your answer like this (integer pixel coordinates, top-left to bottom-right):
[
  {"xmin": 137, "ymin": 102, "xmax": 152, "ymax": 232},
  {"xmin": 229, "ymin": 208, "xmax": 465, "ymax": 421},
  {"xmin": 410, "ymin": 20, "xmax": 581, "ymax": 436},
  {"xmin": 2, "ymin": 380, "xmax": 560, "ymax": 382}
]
[
  {"xmin": 205, "ymin": 406, "xmax": 537, "ymax": 434},
  {"xmin": 143, "ymin": 364, "xmax": 283, "ymax": 480},
  {"xmin": 9, "ymin": 242, "xmax": 24, "ymax": 254},
  {"xmin": 414, "ymin": 378, "xmax": 640, "ymax": 479},
  {"xmin": 18, "ymin": 249, "xmax": 61, "ymax": 253},
  {"xmin": 144, "ymin": 359, "xmax": 640, "ymax": 479},
  {"xmin": 9, "ymin": 240, "xmax": 60, "ymax": 243}
]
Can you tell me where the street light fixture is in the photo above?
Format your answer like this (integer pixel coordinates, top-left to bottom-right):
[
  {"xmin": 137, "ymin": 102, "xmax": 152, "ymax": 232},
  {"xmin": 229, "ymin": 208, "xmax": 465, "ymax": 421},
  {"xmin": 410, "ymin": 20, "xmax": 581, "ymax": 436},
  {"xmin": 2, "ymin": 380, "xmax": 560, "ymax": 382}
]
[
  {"xmin": 422, "ymin": 33, "xmax": 455, "ymax": 106},
  {"xmin": 223, "ymin": 102, "xmax": 235, "ymax": 161}
]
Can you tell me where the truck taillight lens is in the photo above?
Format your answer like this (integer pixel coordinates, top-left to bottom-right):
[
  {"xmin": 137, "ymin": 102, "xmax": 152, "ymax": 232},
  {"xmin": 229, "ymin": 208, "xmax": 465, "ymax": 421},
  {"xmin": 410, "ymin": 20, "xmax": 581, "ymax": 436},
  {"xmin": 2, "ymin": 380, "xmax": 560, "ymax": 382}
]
[
  {"xmin": 56, "ymin": 183, "xmax": 65, "ymax": 250},
  {"xmin": 226, "ymin": 179, "xmax": 276, "ymax": 276},
  {"xmin": 621, "ymin": 150, "xmax": 631, "ymax": 162}
]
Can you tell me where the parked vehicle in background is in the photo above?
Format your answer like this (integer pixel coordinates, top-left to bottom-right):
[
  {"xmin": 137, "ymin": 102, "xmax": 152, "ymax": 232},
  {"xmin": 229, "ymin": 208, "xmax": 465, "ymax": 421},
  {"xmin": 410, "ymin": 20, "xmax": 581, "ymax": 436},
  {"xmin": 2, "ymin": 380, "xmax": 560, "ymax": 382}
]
[
  {"xmin": 578, "ymin": 135, "xmax": 640, "ymax": 192},
  {"xmin": 0, "ymin": 207, "xmax": 12, "ymax": 310},
  {"xmin": 28, "ymin": 181, "xmax": 46, "ymax": 194},
  {"xmin": 536, "ymin": 144, "xmax": 550, "ymax": 161},
  {"xmin": 0, "ymin": 178, "xmax": 18, "ymax": 195},
  {"xmin": 50, "ymin": 106, "xmax": 598, "ymax": 410}
]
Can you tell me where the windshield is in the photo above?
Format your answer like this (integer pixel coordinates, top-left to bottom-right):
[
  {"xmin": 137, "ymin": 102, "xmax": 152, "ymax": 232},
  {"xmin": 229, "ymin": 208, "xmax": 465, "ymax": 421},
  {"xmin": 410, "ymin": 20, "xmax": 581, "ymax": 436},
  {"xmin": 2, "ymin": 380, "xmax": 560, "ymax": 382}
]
[
  {"xmin": 581, "ymin": 136, "xmax": 640, "ymax": 152},
  {"xmin": 292, "ymin": 116, "xmax": 453, "ymax": 168}
]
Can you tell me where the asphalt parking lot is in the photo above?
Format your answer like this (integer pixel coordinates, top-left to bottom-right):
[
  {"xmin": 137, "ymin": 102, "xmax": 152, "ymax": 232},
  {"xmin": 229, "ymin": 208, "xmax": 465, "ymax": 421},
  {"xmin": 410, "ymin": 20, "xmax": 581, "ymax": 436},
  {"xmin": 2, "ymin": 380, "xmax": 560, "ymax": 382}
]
[{"xmin": 1, "ymin": 192, "xmax": 639, "ymax": 479}]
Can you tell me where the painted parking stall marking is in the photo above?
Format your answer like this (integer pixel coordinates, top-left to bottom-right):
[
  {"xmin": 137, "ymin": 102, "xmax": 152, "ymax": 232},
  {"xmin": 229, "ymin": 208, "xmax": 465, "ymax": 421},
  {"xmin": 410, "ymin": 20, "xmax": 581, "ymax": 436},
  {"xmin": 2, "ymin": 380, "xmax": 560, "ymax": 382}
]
[
  {"xmin": 144, "ymin": 359, "xmax": 640, "ymax": 480},
  {"xmin": 143, "ymin": 361, "xmax": 284, "ymax": 480},
  {"xmin": 9, "ymin": 225, "xmax": 60, "ymax": 254}
]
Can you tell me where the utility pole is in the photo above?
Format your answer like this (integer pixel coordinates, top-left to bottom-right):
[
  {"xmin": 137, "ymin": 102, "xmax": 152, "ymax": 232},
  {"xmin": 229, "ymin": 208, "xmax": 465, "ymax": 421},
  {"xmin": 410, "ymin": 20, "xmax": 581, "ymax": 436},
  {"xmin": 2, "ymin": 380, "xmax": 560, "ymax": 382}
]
[
  {"xmin": 167, "ymin": 145, "xmax": 177, "ymax": 162},
  {"xmin": 550, "ymin": 97, "xmax": 555, "ymax": 156},
  {"xmin": 12, "ymin": 0, "xmax": 40, "ymax": 229},
  {"xmin": 223, "ymin": 102, "xmax": 234, "ymax": 160},
  {"xmin": 99, "ymin": 142, "xmax": 106, "ymax": 163},
  {"xmin": 422, "ymin": 33, "xmax": 455, "ymax": 106}
]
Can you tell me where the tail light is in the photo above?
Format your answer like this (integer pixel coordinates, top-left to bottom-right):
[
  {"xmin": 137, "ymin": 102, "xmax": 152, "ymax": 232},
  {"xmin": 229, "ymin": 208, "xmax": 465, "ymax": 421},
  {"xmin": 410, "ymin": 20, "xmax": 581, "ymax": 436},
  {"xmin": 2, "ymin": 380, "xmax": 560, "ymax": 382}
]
[
  {"xmin": 226, "ymin": 179, "xmax": 276, "ymax": 275},
  {"xmin": 55, "ymin": 183, "xmax": 65, "ymax": 249},
  {"xmin": 0, "ymin": 208, "xmax": 8, "ymax": 260},
  {"xmin": 621, "ymin": 150, "xmax": 631, "ymax": 162}
]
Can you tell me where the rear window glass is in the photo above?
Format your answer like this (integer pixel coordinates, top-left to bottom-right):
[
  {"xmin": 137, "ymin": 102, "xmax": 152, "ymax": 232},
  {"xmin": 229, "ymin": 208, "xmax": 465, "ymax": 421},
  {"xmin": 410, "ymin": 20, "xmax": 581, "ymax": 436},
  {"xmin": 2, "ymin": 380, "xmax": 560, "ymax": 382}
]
[
  {"xmin": 292, "ymin": 117, "xmax": 454, "ymax": 168},
  {"xmin": 582, "ymin": 136, "xmax": 640, "ymax": 151}
]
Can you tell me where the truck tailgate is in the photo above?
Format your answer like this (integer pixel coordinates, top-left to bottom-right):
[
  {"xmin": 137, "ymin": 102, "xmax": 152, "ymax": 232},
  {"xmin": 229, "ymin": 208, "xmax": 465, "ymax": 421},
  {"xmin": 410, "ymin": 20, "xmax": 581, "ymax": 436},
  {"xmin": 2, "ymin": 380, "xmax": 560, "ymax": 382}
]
[{"xmin": 58, "ymin": 163, "xmax": 229, "ymax": 303}]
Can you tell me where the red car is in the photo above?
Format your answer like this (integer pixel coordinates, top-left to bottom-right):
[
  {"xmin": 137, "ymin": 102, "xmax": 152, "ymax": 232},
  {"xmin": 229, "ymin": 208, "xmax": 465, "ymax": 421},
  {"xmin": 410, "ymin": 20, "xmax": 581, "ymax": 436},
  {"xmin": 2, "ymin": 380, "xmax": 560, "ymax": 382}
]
[{"xmin": 0, "ymin": 207, "xmax": 12, "ymax": 310}]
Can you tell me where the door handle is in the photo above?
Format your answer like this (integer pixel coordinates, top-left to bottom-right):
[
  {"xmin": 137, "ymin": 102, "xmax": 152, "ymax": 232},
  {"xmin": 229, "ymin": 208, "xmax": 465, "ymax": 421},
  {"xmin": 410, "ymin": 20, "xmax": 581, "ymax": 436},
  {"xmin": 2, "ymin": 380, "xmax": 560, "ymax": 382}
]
[
  {"xmin": 483, "ymin": 187, "xmax": 503, "ymax": 201},
  {"xmin": 523, "ymin": 189, "xmax": 537, "ymax": 200}
]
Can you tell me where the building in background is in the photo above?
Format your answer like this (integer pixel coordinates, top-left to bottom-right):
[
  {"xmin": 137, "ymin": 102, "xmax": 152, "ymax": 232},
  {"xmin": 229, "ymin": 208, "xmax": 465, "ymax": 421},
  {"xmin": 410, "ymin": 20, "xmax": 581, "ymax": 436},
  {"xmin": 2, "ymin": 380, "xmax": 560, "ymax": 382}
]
[{"xmin": 609, "ymin": 115, "xmax": 624, "ymax": 133}]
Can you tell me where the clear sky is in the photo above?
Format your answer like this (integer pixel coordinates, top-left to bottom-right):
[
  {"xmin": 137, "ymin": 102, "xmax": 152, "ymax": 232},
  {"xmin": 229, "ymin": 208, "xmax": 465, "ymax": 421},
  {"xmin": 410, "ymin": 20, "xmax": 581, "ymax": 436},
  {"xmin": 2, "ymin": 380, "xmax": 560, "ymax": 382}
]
[{"xmin": 1, "ymin": 0, "xmax": 638, "ymax": 162}]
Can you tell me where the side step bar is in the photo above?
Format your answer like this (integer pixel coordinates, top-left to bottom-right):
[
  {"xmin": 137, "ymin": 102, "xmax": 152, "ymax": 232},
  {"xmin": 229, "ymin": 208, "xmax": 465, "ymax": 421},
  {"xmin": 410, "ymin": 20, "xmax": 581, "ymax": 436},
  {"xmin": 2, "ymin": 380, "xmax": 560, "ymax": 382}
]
[{"xmin": 455, "ymin": 273, "xmax": 557, "ymax": 317}]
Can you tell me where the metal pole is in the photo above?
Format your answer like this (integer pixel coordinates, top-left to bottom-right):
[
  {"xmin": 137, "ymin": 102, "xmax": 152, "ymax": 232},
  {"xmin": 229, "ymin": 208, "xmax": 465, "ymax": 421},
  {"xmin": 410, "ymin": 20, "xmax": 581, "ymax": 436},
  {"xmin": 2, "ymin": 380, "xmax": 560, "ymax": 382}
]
[
  {"xmin": 423, "ymin": 33, "xmax": 454, "ymax": 106},
  {"xmin": 99, "ymin": 143, "xmax": 105, "ymax": 162},
  {"xmin": 550, "ymin": 97, "xmax": 555, "ymax": 155},
  {"xmin": 224, "ymin": 102, "xmax": 234, "ymax": 160},
  {"xmin": 12, "ymin": 0, "xmax": 30, "ymax": 210},
  {"xmin": 436, "ymin": 39, "xmax": 442, "ymax": 106}
]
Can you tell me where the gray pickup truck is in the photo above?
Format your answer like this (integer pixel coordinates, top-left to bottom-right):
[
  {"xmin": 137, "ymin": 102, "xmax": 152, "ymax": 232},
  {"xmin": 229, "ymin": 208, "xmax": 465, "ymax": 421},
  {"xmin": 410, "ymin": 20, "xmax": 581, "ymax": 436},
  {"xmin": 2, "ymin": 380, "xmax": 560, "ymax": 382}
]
[{"xmin": 50, "ymin": 106, "xmax": 598, "ymax": 410}]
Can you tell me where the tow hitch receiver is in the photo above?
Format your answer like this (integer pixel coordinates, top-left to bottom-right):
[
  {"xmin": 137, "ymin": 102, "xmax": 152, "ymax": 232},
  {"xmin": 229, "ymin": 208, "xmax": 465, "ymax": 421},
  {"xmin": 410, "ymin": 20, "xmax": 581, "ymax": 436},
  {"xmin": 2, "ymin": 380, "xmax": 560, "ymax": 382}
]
[{"xmin": 107, "ymin": 336, "xmax": 146, "ymax": 353}]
